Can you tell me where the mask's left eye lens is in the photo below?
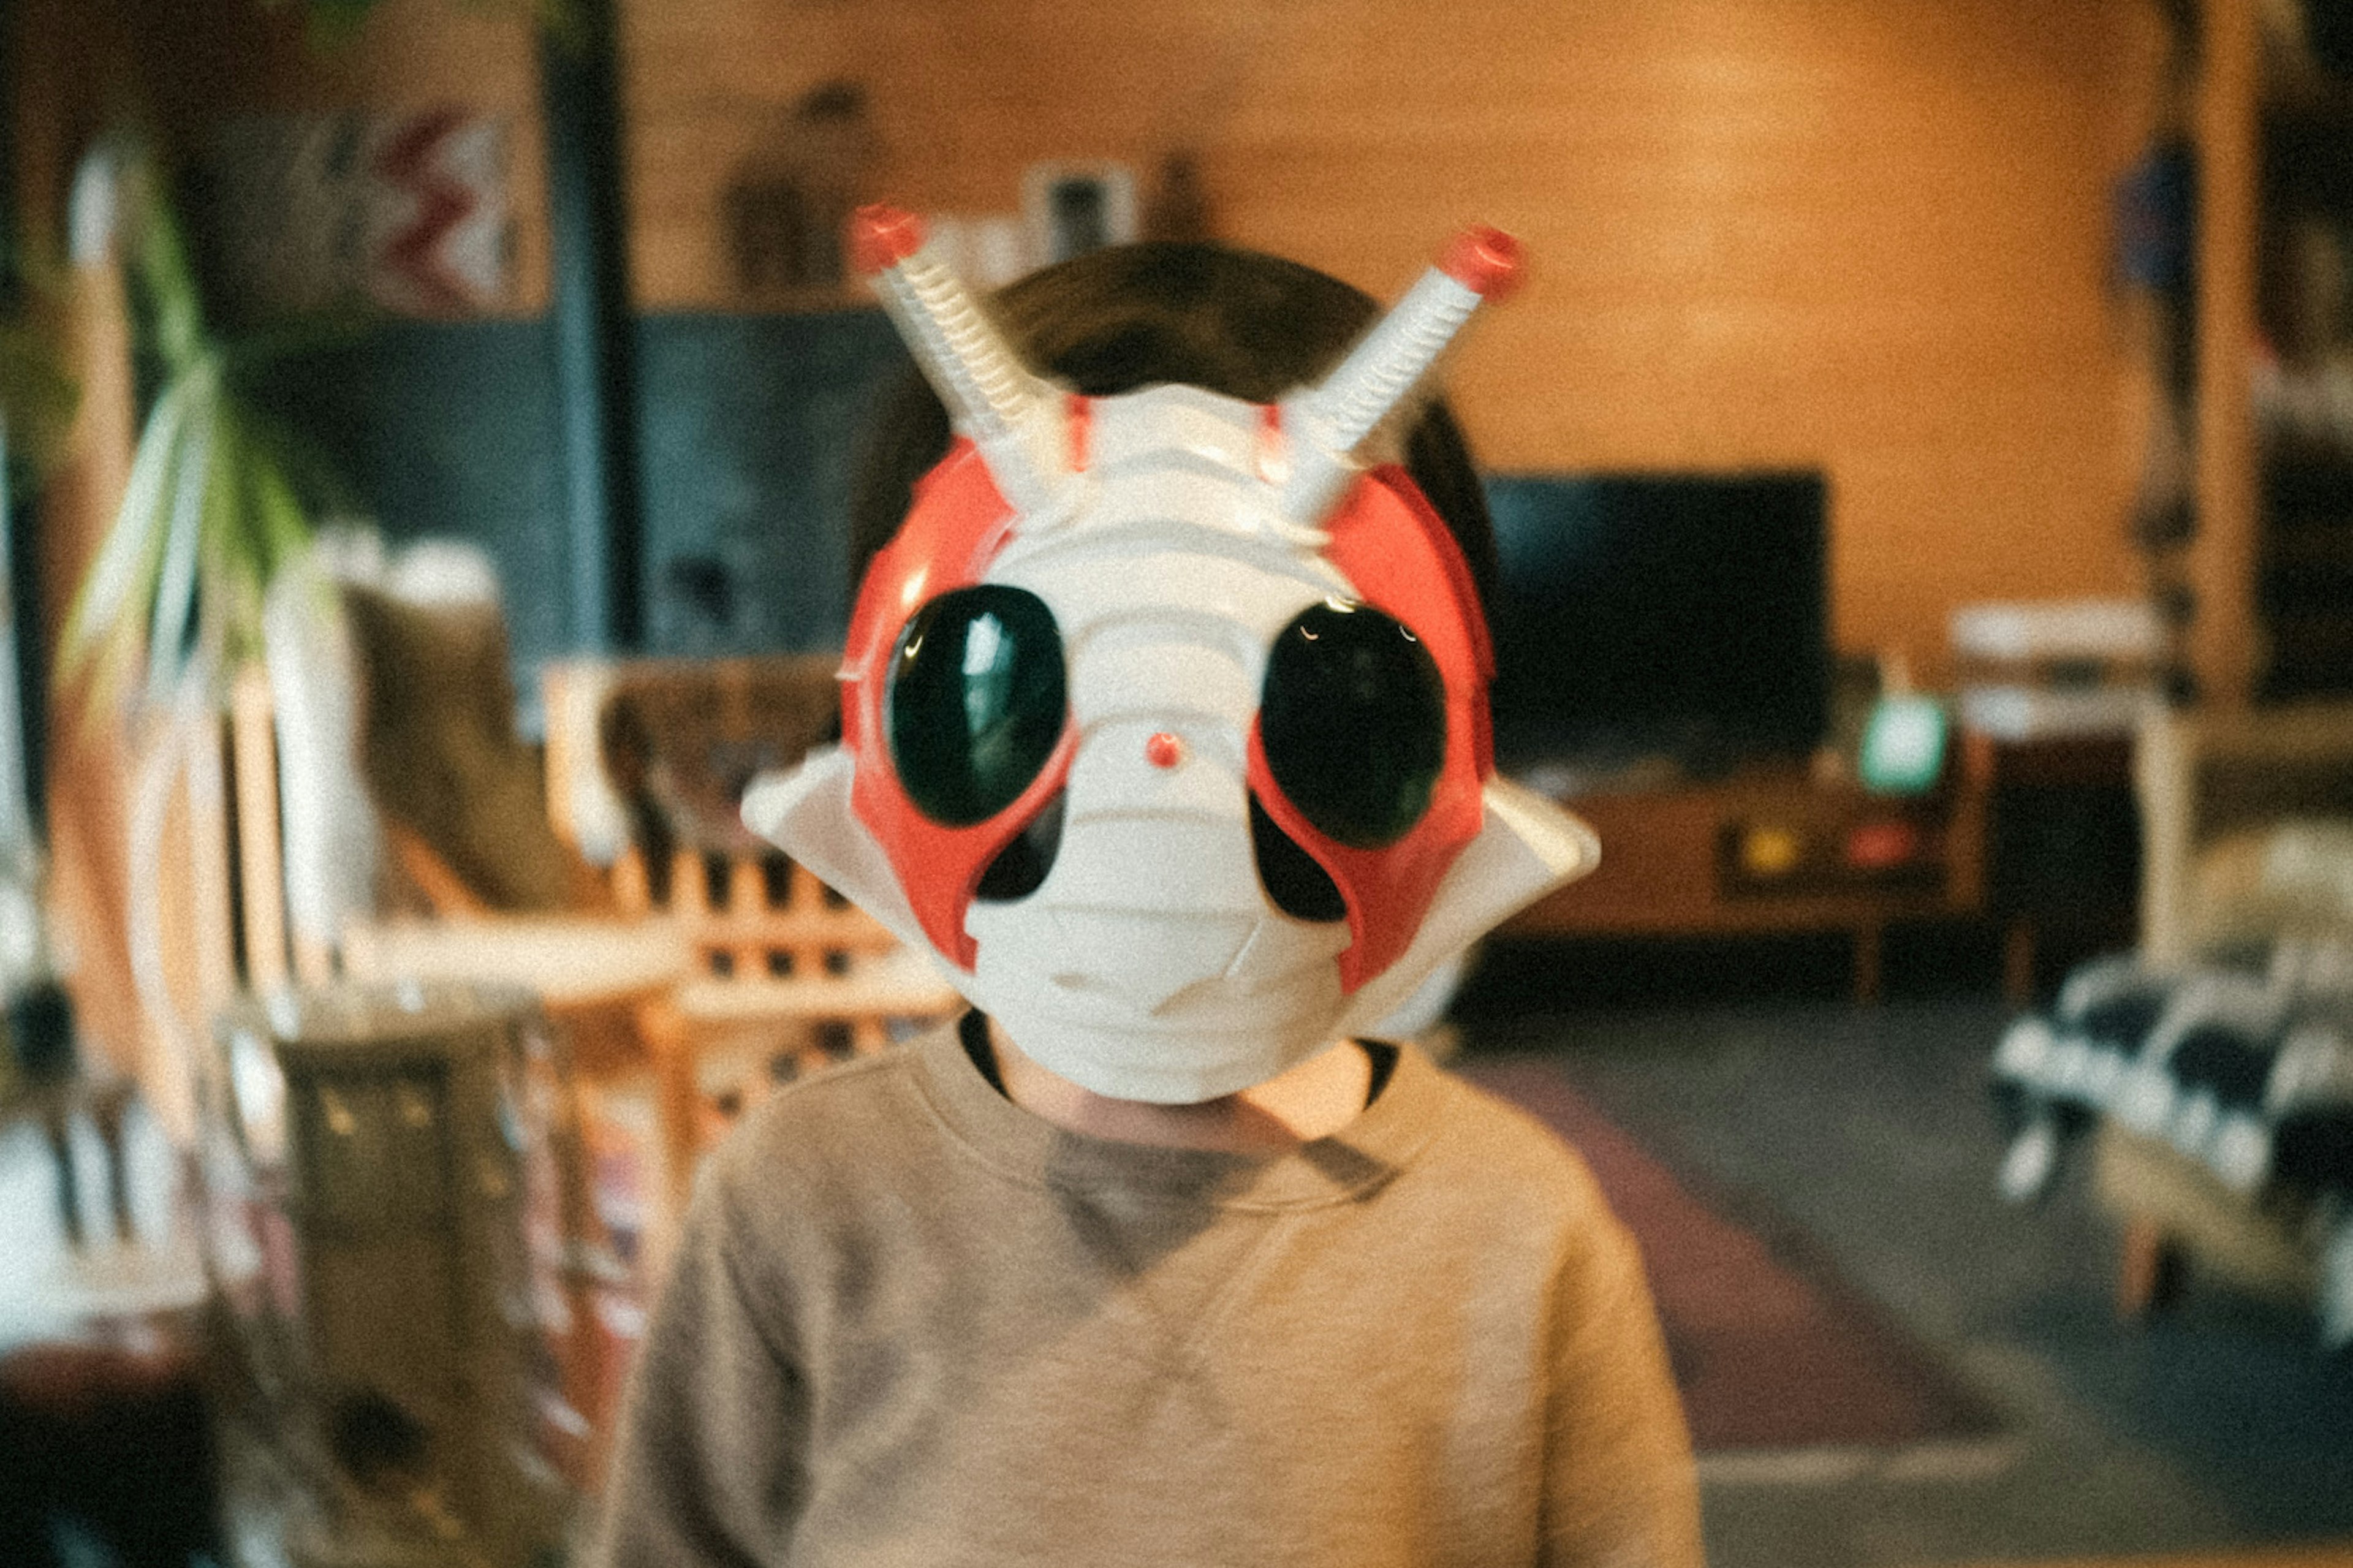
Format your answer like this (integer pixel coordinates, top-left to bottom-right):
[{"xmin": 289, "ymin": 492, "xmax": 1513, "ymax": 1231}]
[
  {"xmin": 1261, "ymin": 600, "xmax": 1446, "ymax": 849},
  {"xmin": 886, "ymin": 585, "xmax": 1067, "ymax": 826}
]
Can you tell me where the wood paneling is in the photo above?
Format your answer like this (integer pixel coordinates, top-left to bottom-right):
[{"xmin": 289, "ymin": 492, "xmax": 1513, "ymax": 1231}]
[
  {"xmin": 622, "ymin": 0, "xmax": 2168, "ymax": 681},
  {"xmin": 2189, "ymin": 0, "xmax": 2262, "ymax": 707}
]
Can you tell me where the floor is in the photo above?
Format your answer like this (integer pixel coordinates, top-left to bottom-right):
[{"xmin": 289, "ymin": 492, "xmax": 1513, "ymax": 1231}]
[
  {"xmin": 2021, "ymin": 1554, "xmax": 2353, "ymax": 1568},
  {"xmin": 1455, "ymin": 930, "xmax": 2353, "ymax": 1568},
  {"xmin": 9, "ymin": 925, "xmax": 2353, "ymax": 1567}
]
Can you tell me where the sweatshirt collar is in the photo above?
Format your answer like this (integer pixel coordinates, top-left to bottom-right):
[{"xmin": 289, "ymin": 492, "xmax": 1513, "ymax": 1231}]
[{"xmin": 910, "ymin": 1011, "xmax": 1450, "ymax": 1210}]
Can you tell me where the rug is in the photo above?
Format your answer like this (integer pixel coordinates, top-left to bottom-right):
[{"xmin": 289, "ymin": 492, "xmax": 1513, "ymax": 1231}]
[{"xmin": 1459, "ymin": 1056, "xmax": 2008, "ymax": 1471}]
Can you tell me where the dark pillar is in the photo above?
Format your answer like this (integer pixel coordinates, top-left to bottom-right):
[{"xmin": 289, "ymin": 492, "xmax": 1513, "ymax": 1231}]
[
  {"xmin": 0, "ymin": 0, "xmax": 48, "ymax": 837},
  {"xmin": 540, "ymin": 0, "xmax": 643, "ymax": 653}
]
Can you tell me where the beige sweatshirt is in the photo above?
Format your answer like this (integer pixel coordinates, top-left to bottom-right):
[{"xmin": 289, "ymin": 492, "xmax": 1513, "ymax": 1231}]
[{"xmin": 591, "ymin": 1016, "xmax": 1703, "ymax": 1567}]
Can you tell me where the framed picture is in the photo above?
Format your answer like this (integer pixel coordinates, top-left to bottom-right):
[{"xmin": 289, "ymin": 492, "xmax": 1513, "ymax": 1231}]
[
  {"xmin": 1021, "ymin": 162, "xmax": 1139, "ymax": 267},
  {"xmin": 200, "ymin": 110, "xmax": 515, "ymax": 320}
]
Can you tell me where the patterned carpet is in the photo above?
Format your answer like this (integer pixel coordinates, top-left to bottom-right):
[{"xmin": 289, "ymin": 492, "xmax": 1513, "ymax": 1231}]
[
  {"xmin": 1461, "ymin": 1055, "xmax": 2006, "ymax": 1466},
  {"xmin": 1452, "ymin": 954, "xmax": 2353, "ymax": 1568}
]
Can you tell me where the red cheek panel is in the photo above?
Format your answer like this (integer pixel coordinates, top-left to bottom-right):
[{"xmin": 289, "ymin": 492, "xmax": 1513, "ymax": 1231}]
[
  {"xmin": 1247, "ymin": 468, "xmax": 1494, "ymax": 994},
  {"xmin": 840, "ymin": 438, "xmax": 1074, "ymax": 968}
]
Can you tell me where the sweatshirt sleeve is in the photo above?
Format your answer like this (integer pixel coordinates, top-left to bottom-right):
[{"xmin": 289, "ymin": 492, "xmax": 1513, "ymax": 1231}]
[
  {"xmin": 587, "ymin": 1165, "xmax": 809, "ymax": 1568},
  {"xmin": 1540, "ymin": 1210, "xmax": 1707, "ymax": 1568}
]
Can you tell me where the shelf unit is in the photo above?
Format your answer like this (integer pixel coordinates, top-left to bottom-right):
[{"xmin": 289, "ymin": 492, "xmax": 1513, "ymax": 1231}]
[
  {"xmin": 2186, "ymin": 0, "xmax": 2353, "ymax": 707},
  {"xmin": 1502, "ymin": 763, "xmax": 1988, "ymax": 1006}
]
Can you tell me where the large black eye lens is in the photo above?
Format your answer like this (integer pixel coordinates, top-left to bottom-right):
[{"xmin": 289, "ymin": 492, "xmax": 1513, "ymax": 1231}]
[
  {"xmin": 887, "ymin": 586, "xmax": 1067, "ymax": 826},
  {"xmin": 1260, "ymin": 600, "xmax": 1446, "ymax": 849}
]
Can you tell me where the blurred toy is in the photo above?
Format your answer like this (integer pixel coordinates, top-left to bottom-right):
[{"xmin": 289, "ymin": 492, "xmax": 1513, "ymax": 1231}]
[{"xmin": 207, "ymin": 983, "xmax": 608, "ymax": 1566}]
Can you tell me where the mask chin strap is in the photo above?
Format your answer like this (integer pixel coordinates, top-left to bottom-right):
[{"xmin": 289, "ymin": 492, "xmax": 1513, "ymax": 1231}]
[
  {"xmin": 741, "ymin": 749, "xmax": 931, "ymax": 956},
  {"xmin": 851, "ymin": 204, "xmax": 1077, "ymax": 517}
]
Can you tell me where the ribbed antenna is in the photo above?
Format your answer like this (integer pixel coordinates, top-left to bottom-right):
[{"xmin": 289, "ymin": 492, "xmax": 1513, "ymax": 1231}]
[
  {"xmin": 1279, "ymin": 224, "xmax": 1522, "ymax": 526},
  {"xmin": 850, "ymin": 204, "xmax": 1067, "ymax": 510}
]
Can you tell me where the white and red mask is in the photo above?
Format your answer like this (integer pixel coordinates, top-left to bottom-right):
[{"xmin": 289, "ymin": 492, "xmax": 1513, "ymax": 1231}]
[{"xmin": 744, "ymin": 208, "xmax": 1596, "ymax": 1104}]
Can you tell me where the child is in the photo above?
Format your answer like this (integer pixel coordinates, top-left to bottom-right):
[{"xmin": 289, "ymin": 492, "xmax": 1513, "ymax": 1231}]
[{"xmin": 589, "ymin": 211, "xmax": 1703, "ymax": 1567}]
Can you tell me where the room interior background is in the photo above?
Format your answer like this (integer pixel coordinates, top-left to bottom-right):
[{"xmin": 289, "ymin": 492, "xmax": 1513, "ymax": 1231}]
[
  {"xmin": 11, "ymin": 7, "xmax": 2353, "ymax": 1565},
  {"xmin": 7, "ymin": 0, "xmax": 2169, "ymax": 694}
]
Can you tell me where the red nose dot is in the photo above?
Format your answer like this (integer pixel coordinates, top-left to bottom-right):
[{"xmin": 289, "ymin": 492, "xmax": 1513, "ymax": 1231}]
[{"xmin": 1145, "ymin": 732, "xmax": 1185, "ymax": 769}]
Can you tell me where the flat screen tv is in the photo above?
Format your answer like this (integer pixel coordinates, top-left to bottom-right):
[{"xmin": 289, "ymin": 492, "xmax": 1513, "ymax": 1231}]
[{"xmin": 1480, "ymin": 471, "xmax": 1828, "ymax": 782}]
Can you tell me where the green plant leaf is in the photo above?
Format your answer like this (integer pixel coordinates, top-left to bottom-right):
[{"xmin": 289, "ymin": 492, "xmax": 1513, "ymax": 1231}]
[
  {"xmin": 61, "ymin": 133, "xmax": 350, "ymax": 719},
  {"xmin": 246, "ymin": 432, "xmax": 315, "ymax": 579},
  {"xmin": 211, "ymin": 404, "xmax": 270, "ymax": 595},
  {"xmin": 216, "ymin": 403, "xmax": 294, "ymax": 599},
  {"xmin": 145, "ymin": 369, "xmax": 218, "ymax": 700},
  {"xmin": 126, "ymin": 169, "xmax": 206, "ymax": 377},
  {"xmin": 203, "ymin": 422, "xmax": 269, "ymax": 670},
  {"xmin": 57, "ymin": 375, "xmax": 193, "ymax": 692},
  {"xmin": 246, "ymin": 408, "xmax": 358, "ymax": 537}
]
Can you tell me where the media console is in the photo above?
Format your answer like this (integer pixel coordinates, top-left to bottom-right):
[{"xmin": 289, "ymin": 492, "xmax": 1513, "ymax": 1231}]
[{"xmin": 1501, "ymin": 760, "xmax": 1990, "ymax": 1003}]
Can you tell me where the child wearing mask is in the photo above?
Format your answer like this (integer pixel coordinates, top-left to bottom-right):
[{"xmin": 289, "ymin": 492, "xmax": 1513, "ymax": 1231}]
[{"xmin": 591, "ymin": 208, "xmax": 1702, "ymax": 1568}]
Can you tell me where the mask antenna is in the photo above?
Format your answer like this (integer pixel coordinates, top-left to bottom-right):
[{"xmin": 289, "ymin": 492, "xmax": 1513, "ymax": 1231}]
[
  {"xmin": 1279, "ymin": 224, "xmax": 1522, "ymax": 526},
  {"xmin": 851, "ymin": 204, "xmax": 1070, "ymax": 512}
]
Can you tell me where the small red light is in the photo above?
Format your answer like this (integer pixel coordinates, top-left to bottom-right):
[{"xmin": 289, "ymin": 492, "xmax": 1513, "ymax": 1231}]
[
  {"xmin": 1844, "ymin": 820, "xmax": 1920, "ymax": 869},
  {"xmin": 1145, "ymin": 732, "xmax": 1184, "ymax": 769}
]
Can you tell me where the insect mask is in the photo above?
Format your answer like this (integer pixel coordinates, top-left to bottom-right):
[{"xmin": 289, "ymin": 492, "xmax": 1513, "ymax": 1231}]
[{"xmin": 745, "ymin": 207, "xmax": 1596, "ymax": 1103}]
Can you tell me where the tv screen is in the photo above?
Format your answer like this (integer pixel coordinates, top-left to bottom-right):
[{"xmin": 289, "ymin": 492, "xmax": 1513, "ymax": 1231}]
[{"xmin": 1480, "ymin": 471, "xmax": 1828, "ymax": 782}]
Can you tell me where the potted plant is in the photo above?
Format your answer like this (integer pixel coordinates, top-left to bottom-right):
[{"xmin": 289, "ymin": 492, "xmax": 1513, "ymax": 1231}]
[
  {"xmin": 59, "ymin": 146, "xmax": 330, "ymax": 714},
  {"xmin": 50, "ymin": 139, "xmax": 351, "ymax": 1130}
]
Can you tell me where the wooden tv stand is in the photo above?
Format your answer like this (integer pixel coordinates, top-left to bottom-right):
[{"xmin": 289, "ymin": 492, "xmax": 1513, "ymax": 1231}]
[{"xmin": 1501, "ymin": 762, "xmax": 1988, "ymax": 1002}]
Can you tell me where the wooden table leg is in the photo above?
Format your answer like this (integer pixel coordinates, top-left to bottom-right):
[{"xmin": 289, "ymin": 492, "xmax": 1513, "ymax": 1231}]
[
  {"xmin": 2117, "ymin": 1216, "xmax": 2184, "ymax": 1320},
  {"xmin": 2003, "ymin": 917, "xmax": 2037, "ymax": 1008},
  {"xmin": 1852, "ymin": 920, "xmax": 1883, "ymax": 1006}
]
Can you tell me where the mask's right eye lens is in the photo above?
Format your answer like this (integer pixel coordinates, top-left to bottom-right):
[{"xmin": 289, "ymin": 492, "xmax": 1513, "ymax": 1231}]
[{"xmin": 886, "ymin": 585, "xmax": 1067, "ymax": 827}]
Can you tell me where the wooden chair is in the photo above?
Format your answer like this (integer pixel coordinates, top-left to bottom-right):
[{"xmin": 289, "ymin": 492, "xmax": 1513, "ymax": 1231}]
[
  {"xmin": 2134, "ymin": 698, "xmax": 2353, "ymax": 968},
  {"xmin": 2100, "ymin": 697, "xmax": 2353, "ymax": 1325},
  {"xmin": 544, "ymin": 658, "xmax": 960, "ymax": 1226},
  {"xmin": 621, "ymin": 843, "xmax": 959, "ymax": 1213}
]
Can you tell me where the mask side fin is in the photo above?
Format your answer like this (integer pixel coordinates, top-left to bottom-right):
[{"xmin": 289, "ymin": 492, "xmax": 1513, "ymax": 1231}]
[
  {"xmin": 1333, "ymin": 775, "xmax": 1594, "ymax": 1040},
  {"xmin": 742, "ymin": 747, "xmax": 934, "ymax": 956}
]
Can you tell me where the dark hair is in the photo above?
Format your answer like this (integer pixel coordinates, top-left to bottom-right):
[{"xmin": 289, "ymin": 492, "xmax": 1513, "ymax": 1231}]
[{"xmin": 846, "ymin": 241, "xmax": 1498, "ymax": 607}]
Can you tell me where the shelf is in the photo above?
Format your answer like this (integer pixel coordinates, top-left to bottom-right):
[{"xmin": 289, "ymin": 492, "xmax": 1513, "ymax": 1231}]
[
  {"xmin": 2184, "ymin": 1, "xmax": 2353, "ymax": 709},
  {"xmin": 2261, "ymin": 34, "xmax": 2353, "ymax": 137},
  {"xmin": 1504, "ymin": 769, "xmax": 1985, "ymax": 945}
]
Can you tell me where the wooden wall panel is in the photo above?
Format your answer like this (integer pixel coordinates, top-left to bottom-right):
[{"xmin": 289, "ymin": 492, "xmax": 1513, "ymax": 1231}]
[{"xmin": 621, "ymin": 0, "xmax": 2166, "ymax": 680}]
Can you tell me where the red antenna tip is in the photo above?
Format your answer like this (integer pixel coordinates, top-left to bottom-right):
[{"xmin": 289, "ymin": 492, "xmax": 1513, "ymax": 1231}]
[
  {"xmin": 849, "ymin": 204, "xmax": 926, "ymax": 275},
  {"xmin": 1438, "ymin": 224, "xmax": 1524, "ymax": 298}
]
